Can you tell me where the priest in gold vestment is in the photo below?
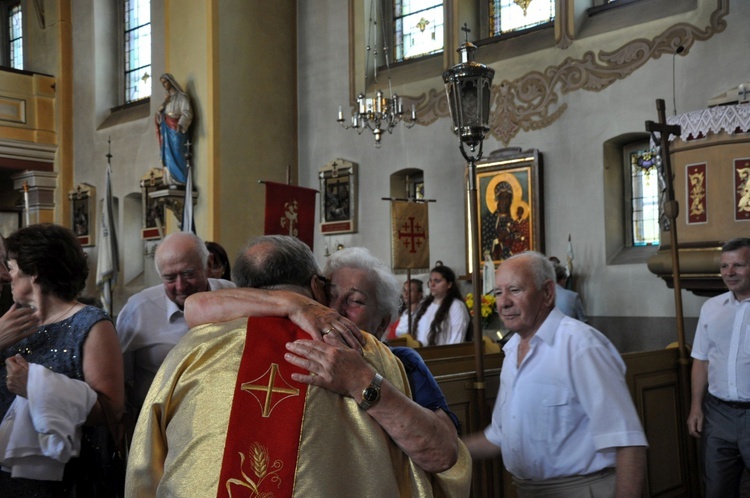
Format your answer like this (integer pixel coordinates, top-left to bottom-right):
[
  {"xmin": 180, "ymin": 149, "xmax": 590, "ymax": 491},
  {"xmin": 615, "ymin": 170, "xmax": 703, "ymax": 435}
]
[{"xmin": 125, "ymin": 235, "xmax": 470, "ymax": 497}]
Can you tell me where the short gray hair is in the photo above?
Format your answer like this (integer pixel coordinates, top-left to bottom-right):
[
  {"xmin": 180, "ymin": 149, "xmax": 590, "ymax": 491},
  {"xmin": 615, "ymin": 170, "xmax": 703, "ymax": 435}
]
[
  {"xmin": 154, "ymin": 232, "xmax": 209, "ymax": 276},
  {"xmin": 232, "ymin": 235, "xmax": 320, "ymax": 289},
  {"xmin": 507, "ymin": 251, "xmax": 555, "ymax": 289},
  {"xmin": 323, "ymin": 247, "xmax": 400, "ymax": 325}
]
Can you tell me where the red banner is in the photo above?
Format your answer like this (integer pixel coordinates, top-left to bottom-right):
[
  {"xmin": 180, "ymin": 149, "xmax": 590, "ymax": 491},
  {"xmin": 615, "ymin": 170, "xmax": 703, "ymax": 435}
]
[
  {"xmin": 217, "ymin": 317, "xmax": 310, "ymax": 498},
  {"xmin": 264, "ymin": 182, "xmax": 317, "ymax": 249}
]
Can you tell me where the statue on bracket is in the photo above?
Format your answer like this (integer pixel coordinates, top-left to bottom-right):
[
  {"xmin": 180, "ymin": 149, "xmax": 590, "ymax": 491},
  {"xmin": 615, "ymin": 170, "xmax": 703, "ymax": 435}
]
[{"xmin": 155, "ymin": 73, "xmax": 193, "ymax": 186}]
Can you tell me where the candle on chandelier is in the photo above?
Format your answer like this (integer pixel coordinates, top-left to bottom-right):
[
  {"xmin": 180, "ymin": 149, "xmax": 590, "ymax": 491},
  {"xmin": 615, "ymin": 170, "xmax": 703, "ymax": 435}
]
[
  {"xmin": 411, "ymin": 104, "xmax": 417, "ymax": 121},
  {"xmin": 338, "ymin": 106, "xmax": 344, "ymax": 121}
]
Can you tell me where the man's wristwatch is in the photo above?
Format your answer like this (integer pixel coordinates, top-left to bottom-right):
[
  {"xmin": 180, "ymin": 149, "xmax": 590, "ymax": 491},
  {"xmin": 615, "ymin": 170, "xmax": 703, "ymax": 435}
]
[{"xmin": 358, "ymin": 372, "xmax": 383, "ymax": 411}]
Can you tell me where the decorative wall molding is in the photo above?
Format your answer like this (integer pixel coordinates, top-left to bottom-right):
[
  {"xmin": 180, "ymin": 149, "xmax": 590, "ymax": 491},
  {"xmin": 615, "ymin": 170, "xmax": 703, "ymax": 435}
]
[{"xmin": 417, "ymin": 0, "xmax": 728, "ymax": 145}]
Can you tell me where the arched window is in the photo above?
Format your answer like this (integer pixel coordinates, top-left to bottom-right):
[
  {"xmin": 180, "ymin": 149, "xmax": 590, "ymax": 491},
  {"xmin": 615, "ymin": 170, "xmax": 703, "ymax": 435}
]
[
  {"xmin": 627, "ymin": 144, "xmax": 660, "ymax": 247},
  {"xmin": 1, "ymin": 1, "xmax": 22, "ymax": 69},
  {"xmin": 124, "ymin": 0, "xmax": 151, "ymax": 103},
  {"xmin": 603, "ymin": 134, "xmax": 661, "ymax": 265}
]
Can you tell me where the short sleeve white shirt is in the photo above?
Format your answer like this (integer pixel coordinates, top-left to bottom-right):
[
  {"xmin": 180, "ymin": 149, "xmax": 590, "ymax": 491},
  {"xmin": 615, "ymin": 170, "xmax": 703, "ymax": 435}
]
[
  {"xmin": 415, "ymin": 299, "xmax": 470, "ymax": 345},
  {"xmin": 116, "ymin": 278, "xmax": 235, "ymax": 411},
  {"xmin": 394, "ymin": 309, "xmax": 416, "ymax": 337},
  {"xmin": 484, "ymin": 308, "xmax": 647, "ymax": 480},
  {"xmin": 692, "ymin": 291, "xmax": 750, "ymax": 401}
]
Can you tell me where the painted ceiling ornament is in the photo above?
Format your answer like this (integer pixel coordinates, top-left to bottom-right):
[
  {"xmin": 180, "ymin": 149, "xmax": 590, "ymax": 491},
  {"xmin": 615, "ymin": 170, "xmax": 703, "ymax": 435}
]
[{"xmin": 415, "ymin": 0, "xmax": 728, "ymax": 145}]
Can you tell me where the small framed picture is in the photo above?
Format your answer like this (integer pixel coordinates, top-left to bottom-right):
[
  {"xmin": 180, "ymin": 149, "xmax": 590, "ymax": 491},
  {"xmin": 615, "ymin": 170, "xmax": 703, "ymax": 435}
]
[
  {"xmin": 319, "ymin": 159, "xmax": 358, "ymax": 234},
  {"xmin": 68, "ymin": 183, "xmax": 96, "ymax": 247},
  {"xmin": 140, "ymin": 168, "xmax": 166, "ymax": 240},
  {"xmin": 471, "ymin": 148, "xmax": 544, "ymax": 267}
]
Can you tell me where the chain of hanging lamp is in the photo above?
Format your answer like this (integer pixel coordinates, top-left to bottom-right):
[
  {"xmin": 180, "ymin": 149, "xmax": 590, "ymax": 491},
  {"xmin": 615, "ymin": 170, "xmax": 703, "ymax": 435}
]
[{"xmin": 336, "ymin": 0, "xmax": 416, "ymax": 148}]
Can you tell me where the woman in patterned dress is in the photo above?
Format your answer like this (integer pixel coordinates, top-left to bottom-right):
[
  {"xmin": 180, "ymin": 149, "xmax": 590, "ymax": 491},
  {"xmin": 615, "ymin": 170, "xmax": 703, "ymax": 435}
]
[{"xmin": 0, "ymin": 223, "xmax": 124, "ymax": 496}]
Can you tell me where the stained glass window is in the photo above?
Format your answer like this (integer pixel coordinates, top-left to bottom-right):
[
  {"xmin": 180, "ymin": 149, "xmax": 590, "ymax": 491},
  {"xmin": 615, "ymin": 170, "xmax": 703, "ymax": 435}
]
[
  {"xmin": 630, "ymin": 148, "xmax": 660, "ymax": 246},
  {"xmin": 393, "ymin": 0, "xmax": 443, "ymax": 62},
  {"xmin": 8, "ymin": 2, "xmax": 22, "ymax": 69},
  {"xmin": 489, "ymin": 0, "xmax": 554, "ymax": 38},
  {"xmin": 124, "ymin": 0, "xmax": 151, "ymax": 103}
]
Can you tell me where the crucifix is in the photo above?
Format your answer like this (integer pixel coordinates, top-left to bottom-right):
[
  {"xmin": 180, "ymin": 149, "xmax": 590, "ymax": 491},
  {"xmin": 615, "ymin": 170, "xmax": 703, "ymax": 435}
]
[
  {"xmin": 645, "ymin": 99, "xmax": 684, "ymax": 354},
  {"xmin": 646, "ymin": 98, "xmax": 699, "ymax": 491}
]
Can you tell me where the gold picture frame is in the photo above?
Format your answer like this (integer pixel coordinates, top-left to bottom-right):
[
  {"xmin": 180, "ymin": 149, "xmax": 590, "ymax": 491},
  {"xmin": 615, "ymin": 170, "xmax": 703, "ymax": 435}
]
[
  {"xmin": 319, "ymin": 159, "xmax": 358, "ymax": 235},
  {"xmin": 469, "ymin": 148, "xmax": 544, "ymax": 270}
]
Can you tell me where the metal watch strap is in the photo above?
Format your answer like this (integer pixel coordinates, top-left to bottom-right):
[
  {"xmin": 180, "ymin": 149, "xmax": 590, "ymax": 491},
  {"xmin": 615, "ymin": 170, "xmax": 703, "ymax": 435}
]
[{"xmin": 358, "ymin": 372, "xmax": 383, "ymax": 411}]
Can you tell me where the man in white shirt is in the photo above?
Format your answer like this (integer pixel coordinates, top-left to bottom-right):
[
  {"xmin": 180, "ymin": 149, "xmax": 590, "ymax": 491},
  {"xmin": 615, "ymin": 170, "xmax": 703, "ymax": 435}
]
[
  {"xmin": 464, "ymin": 251, "xmax": 647, "ymax": 497},
  {"xmin": 688, "ymin": 238, "xmax": 750, "ymax": 498},
  {"xmin": 116, "ymin": 232, "xmax": 234, "ymax": 417},
  {"xmin": 552, "ymin": 262, "xmax": 587, "ymax": 322}
]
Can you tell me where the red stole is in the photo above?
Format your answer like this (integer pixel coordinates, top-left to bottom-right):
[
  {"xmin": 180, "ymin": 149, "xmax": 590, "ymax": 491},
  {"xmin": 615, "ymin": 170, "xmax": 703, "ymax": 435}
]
[{"xmin": 217, "ymin": 317, "xmax": 310, "ymax": 497}]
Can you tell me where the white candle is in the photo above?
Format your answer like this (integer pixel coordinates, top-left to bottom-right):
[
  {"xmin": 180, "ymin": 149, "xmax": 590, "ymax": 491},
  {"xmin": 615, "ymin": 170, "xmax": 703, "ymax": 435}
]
[
  {"xmin": 23, "ymin": 181, "xmax": 30, "ymax": 226},
  {"xmin": 338, "ymin": 105, "xmax": 344, "ymax": 121}
]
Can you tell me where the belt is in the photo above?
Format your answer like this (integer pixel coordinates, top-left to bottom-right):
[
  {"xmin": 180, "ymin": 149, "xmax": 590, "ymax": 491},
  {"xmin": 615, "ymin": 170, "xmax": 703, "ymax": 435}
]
[
  {"xmin": 512, "ymin": 467, "xmax": 615, "ymax": 491},
  {"xmin": 709, "ymin": 393, "xmax": 750, "ymax": 409}
]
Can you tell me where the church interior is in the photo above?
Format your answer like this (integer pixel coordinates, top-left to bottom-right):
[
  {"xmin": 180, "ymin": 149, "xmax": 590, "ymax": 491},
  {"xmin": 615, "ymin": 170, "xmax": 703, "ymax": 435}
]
[{"xmin": 1, "ymin": 0, "xmax": 748, "ymax": 495}]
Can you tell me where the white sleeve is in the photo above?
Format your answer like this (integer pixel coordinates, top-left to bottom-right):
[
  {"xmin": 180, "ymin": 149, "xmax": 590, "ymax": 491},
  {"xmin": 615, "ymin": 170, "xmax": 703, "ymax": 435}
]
[{"xmin": 446, "ymin": 300, "xmax": 470, "ymax": 344}]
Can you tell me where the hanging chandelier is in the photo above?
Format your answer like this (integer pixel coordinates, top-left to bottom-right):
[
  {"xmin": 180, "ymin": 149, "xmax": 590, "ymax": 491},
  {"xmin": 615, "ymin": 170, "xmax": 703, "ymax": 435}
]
[{"xmin": 336, "ymin": 0, "xmax": 416, "ymax": 148}]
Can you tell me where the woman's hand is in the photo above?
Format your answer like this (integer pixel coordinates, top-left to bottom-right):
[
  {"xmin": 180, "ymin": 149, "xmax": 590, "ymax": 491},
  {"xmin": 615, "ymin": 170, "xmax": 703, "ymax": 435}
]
[
  {"xmin": 0, "ymin": 304, "xmax": 39, "ymax": 350},
  {"xmin": 287, "ymin": 296, "xmax": 364, "ymax": 351},
  {"xmin": 284, "ymin": 338, "xmax": 373, "ymax": 399},
  {"xmin": 6, "ymin": 353, "xmax": 29, "ymax": 398}
]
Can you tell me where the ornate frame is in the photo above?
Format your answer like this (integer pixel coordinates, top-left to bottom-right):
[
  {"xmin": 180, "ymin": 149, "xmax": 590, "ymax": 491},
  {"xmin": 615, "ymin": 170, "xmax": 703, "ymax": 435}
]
[
  {"xmin": 470, "ymin": 148, "xmax": 544, "ymax": 268},
  {"xmin": 319, "ymin": 159, "xmax": 358, "ymax": 235}
]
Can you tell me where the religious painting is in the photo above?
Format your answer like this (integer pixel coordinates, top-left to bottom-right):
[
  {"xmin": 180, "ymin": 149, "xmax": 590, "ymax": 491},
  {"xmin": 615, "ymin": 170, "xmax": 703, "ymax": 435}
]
[
  {"xmin": 319, "ymin": 159, "xmax": 358, "ymax": 234},
  {"xmin": 734, "ymin": 158, "xmax": 750, "ymax": 221},
  {"xmin": 686, "ymin": 163, "xmax": 707, "ymax": 224},
  {"xmin": 140, "ymin": 168, "xmax": 166, "ymax": 240},
  {"xmin": 471, "ymin": 148, "xmax": 544, "ymax": 268},
  {"xmin": 68, "ymin": 183, "xmax": 95, "ymax": 247}
]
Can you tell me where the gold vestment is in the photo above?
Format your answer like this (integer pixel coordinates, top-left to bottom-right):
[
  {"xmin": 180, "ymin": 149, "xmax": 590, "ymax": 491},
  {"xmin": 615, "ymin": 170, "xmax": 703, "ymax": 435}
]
[{"xmin": 125, "ymin": 317, "xmax": 471, "ymax": 497}]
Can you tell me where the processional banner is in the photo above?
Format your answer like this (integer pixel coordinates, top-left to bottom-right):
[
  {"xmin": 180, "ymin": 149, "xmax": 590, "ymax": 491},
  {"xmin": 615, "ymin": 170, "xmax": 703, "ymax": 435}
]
[
  {"xmin": 264, "ymin": 182, "xmax": 317, "ymax": 249},
  {"xmin": 391, "ymin": 201, "xmax": 429, "ymax": 270}
]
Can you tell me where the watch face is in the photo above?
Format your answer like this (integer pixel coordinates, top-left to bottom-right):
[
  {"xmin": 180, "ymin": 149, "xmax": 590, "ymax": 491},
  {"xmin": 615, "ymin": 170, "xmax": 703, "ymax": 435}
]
[{"xmin": 363, "ymin": 387, "xmax": 379, "ymax": 402}]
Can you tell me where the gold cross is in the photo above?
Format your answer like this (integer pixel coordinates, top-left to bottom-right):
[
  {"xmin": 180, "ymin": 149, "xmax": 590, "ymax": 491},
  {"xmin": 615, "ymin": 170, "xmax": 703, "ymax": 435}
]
[{"xmin": 241, "ymin": 363, "xmax": 300, "ymax": 418}]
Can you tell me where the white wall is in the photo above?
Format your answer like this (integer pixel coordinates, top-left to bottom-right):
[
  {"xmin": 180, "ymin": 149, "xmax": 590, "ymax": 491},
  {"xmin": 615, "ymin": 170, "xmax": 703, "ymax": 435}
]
[{"xmin": 297, "ymin": 0, "xmax": 749, "ymax": 348}]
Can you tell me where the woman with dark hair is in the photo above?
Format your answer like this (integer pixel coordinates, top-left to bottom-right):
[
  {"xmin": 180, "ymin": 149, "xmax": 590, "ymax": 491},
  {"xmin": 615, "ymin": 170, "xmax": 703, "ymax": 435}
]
[
  {"xmin": 413, "ymin": 265, "xmax": 470, "ymax": 346},
  {"xmin": 206, "ymin": 241, "xmax": 231, "ymax": 281},
  {"xmin": 0, "ymin": 224, "xmax": 124, "ymax": 496}
]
